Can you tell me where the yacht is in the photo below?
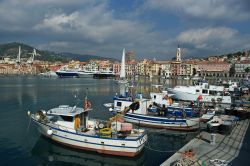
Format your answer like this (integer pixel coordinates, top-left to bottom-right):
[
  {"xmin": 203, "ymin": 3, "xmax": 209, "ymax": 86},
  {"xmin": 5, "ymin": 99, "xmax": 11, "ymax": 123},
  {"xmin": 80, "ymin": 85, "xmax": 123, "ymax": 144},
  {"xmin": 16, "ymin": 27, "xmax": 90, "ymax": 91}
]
[
  {"xmin": 93, "ymin": 68, "xmax": 115, "ymax": 79},
  {"xmin": 77, "ymin": 70, "xmax": 98, "ymax": 78},
  {"xmin": 168, "ymin": 82, "xmax": 231, "ymax": 104},
  {"xmin": 28, "ymin": 101, "xmax": 147, "ymax": 157},
  {"xmin": 56, "ymin": 66, "xmax": 79, "ymax": 78}
]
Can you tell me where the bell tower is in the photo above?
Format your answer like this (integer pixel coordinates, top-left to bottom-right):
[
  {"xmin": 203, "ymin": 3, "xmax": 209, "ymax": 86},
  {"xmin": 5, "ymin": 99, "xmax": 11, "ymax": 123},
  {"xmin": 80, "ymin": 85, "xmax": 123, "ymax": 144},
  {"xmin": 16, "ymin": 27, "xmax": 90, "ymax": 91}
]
[{"xmin": 176, "ymin": 45, "xmax": 181, "ymax": 62}]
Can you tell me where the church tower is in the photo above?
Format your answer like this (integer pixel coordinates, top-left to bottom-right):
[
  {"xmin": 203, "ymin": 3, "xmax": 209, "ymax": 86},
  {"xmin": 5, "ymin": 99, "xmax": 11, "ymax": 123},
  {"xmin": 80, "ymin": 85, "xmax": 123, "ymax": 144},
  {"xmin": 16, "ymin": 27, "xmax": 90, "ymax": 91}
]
[{"xmin": 176, "ymin": 45, "xmax": 181, "ymax": 62}]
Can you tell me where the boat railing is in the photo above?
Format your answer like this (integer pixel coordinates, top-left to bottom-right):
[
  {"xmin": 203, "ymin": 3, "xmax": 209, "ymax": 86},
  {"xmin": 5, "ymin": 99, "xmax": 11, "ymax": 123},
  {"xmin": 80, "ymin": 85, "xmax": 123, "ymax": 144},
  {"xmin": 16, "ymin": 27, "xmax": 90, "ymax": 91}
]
[{"xmin": 49, "ymin": 122, "xmax": 75, "ymax": 132}]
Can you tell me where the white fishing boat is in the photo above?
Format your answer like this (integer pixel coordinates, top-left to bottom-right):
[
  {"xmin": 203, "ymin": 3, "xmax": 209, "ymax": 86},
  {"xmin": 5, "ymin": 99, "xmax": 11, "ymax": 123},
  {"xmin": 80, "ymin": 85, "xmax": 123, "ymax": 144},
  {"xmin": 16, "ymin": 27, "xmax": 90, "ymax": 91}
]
[
  {"xmin": 118, "ymin": 48, "xmax": 128, "ymax": 84},
  {"xmin": 110, "ymin": 93, "xmax": 199, "ymax": 131},
  {"xmin": 168, "ymin": 82, "xmax": 231, "ymax": 104},
  {"xmin": 150, "ymin": 84, "xmax": 174, "ymax": 107},
  {"xmin": 28, "ymin": 99, "xmax": 147, "ymax": 157}
]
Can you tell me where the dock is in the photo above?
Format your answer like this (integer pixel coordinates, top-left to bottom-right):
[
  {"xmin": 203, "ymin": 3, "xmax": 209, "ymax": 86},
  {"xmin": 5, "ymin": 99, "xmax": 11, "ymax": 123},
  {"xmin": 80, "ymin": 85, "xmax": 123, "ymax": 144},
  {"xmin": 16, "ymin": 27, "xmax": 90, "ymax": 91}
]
[{"xmin": 161, "ymin": 119, "xmax": 250, "ymax": 166}]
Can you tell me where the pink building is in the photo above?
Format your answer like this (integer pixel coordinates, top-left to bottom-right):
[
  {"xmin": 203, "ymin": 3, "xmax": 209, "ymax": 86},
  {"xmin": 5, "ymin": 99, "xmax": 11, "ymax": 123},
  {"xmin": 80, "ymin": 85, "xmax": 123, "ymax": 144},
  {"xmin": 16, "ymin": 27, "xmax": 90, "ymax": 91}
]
[{"xmin": 196, "ymin": 61, "xmax": 230, "ymax": 77}]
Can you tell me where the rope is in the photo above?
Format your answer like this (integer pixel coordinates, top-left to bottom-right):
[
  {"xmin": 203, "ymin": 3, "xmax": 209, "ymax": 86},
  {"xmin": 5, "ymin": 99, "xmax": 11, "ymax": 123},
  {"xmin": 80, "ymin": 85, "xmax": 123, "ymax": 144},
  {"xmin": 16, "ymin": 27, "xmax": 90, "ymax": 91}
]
[{"xmin": 26, "ymin": 114, "xmax": 31, "ymax": 133}]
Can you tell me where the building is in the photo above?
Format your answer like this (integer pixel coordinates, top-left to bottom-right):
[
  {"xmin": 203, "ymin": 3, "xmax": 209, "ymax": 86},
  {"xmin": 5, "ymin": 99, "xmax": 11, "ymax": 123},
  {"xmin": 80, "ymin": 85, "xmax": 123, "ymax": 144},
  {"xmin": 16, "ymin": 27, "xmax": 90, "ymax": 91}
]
[
  {"xmin": 234, "ymin": 60, "xmax": 250, "ymax": 77},
  {"xmin": 112, "ymin": 62, "xmax": 120, "ymax": 76},
  {"xmin": 196, "ymin": 61, "xmax": 231, "ymax": 77},
  {"xmin": 156, "ymin": 61, "xmax": 171, "ymax": 77},
  {"xmin": 125, "ymin": 50, "xmax": 135, "ymax": 62},
  {"xmin": 170, "ymin": 61, "xmax": 181, "ymax": 76},
  {"xmin": 126, "ymin": 60, "xmax": 137, "ymax": 76}
]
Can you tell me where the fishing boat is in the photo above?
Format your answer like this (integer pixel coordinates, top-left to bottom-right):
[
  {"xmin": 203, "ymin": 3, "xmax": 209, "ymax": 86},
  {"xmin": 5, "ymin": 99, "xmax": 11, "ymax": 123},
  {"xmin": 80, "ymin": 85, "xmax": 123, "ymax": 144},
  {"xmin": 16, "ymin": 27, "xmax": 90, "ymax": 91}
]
[
  {"xmin": 28, "ymin": 99, "xmax": 147, "ymax": 157},
  {"xmin": 110, "ymin": 91, "xmax": 199, "ymax": 131},
  {"xmin": 32, "ymin": 136, "xmax": 146, "ymax": 166},
  {"xmin": 168, "ymin": 81, "xmax": 231, "ymax": 104}
]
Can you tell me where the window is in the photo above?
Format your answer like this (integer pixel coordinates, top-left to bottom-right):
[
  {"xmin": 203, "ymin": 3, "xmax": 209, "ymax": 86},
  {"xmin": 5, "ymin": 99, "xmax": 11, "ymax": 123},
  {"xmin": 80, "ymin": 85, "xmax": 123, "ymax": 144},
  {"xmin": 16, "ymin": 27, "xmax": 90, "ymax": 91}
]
[
  {"xmin": 154, "ymin": 95, "xmax": 156, "ymax": 99},
  {"xmin": 202, "ymin": 89, "xmax": 208, "ymax": 94},
  {"xmin": 117, "ymin": 102, "xmax": 122, "ymax": 107},
  {"xmin": 60, "ymin": 116, "xmax": 73, "ymax": 122},
  {"xmin": 196, "ymin": 89, "xmax": 200, "ymax": 93}
]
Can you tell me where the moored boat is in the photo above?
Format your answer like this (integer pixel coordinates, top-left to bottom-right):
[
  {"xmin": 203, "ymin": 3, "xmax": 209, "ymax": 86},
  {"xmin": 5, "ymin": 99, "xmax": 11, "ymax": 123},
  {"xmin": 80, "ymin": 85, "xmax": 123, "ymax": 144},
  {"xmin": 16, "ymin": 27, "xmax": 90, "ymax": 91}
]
[
  {"xmin": 168, "ymin": 82, "xmax": 231, "ymax": 104},
  {"xmin": 111, "ymin": 94, "xmax": 200, "ymax": 131},
  {"xmin": 28, "ymin": 100, "xmax": 147, "ymax": 157}
]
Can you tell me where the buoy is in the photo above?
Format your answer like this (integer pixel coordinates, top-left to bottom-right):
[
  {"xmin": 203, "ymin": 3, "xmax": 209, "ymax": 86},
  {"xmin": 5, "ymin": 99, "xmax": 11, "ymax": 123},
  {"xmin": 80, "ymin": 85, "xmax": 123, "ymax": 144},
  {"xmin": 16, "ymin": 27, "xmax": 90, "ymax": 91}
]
[
  {"xmin": 27, "ymin": 111, "xmax": 31, "ymax": 116},
  {"xmin": 47, "ymin": 129, "xmax": 53, "ymax": 135},
  {"xmin": 42, "ymin": 110, "xmax": 46, "ymax": 115},
  {"xmin": 109, "ymin": 108, "xmax": 113, "ymax": 112},
  {"xmin": 98, "ymin": 123, "xmax": 104, "ymax": 129}
]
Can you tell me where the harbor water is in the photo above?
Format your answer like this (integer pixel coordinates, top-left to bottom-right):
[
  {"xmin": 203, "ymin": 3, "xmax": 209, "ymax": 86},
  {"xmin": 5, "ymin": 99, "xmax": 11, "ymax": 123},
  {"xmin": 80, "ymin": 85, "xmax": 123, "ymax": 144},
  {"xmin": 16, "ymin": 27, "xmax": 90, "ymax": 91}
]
[{"xmin": 0, "ymin": 76, "xmax": 247, "ymax": 165}]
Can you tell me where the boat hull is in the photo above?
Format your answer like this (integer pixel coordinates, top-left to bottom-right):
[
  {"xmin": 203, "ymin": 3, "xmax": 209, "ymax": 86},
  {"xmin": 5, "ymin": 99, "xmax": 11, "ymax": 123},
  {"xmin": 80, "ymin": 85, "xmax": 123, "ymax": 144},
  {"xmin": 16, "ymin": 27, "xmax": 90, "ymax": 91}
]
[
  {"xmin": 56, "ymin": 71, "xmax": 79, "ymax": 78},
  {"xmin": 168, "ymin": 89, "xmax": 231, "ymax": 104},
  {"xmin": 32, "ymin": 119, "xmax": 146, "ymax": 157},
  {"xmin": 93, "ymin": 73, "xmax": 115, "ymax": 79},
  {"xmin": 124, "ymin": 113, "xmax": 199, "ymax": 131}
]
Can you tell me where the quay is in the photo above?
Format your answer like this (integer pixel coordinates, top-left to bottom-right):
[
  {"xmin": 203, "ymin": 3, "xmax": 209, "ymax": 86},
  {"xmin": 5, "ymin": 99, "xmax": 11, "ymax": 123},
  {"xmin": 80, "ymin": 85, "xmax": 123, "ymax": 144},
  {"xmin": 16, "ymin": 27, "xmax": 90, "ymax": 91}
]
[{"xmin": 161, "ymin": 119, "xmax": 250, "ymax": 166}]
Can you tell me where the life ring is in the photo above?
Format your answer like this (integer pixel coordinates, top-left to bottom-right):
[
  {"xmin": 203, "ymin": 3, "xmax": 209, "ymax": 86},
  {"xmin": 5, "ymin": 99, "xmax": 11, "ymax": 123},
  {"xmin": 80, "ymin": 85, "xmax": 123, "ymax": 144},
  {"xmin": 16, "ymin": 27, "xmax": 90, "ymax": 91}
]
[{"xmin": 100, "ymin": 128, "xmax": 112, "ymax": 134}]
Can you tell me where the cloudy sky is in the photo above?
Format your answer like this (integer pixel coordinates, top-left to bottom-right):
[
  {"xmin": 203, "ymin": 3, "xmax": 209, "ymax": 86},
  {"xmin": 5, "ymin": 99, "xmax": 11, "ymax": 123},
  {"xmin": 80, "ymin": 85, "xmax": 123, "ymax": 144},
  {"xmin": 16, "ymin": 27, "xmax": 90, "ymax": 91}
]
[{"xmin": 0, "ymin": 0, "xmax": 250, "ymax": 60}]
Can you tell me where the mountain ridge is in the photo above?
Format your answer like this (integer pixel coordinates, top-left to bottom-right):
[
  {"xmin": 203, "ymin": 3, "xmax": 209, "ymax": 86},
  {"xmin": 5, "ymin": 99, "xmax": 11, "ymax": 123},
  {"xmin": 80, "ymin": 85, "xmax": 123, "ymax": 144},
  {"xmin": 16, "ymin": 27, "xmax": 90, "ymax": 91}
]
[{"xmin": 0, "ymin": 42, "xmax": 117, "ymax": 62}]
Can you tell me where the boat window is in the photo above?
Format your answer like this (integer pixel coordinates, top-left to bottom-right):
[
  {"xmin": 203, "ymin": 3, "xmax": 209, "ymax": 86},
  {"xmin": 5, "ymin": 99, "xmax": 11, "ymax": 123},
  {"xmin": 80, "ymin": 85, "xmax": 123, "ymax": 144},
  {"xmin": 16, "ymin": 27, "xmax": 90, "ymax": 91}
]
[
  {"xmin": 154, "ymin": 95, "xmax": 156, "ymax": 99},
  {"xmin": 117, "ymin": 102, "xmax": 122, "ymax": 107},
  {"xmin": 202, "ymin": 89, "xmax": 208, "ymax": 94},
  {"xmin": 60, "ymin": 115, "xmax": 73, "ymax": 122},
  {"xmin": 196, "ymin": 89, "xmax": 200, "ymax": 93},
  {"xmin": 209, "ymin": 90, "xmax": 217, "ymax": 95}
]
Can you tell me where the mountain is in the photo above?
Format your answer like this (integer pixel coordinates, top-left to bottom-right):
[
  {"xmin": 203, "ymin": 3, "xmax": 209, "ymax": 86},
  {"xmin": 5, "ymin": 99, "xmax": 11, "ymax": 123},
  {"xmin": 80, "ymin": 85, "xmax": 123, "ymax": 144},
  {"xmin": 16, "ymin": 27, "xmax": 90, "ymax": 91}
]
[
  {"xmin": 0, "ymin": 42, "xmax": 116, "ymax": 62},
  {"xmin": 60, "ymin": 52, "xmax": 116, "ymax": 62}
]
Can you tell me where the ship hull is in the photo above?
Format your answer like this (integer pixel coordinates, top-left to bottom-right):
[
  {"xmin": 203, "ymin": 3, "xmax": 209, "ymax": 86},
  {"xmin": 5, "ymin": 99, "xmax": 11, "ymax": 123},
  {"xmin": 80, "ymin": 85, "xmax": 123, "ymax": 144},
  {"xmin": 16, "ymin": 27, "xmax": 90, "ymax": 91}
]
[
  {"xmin": 124, "ymin": 113, "xmax": 199, "ymax": 131},
  {"xmin": 32, "ymin": 118, "xmax": 147, "ymax": 157}
]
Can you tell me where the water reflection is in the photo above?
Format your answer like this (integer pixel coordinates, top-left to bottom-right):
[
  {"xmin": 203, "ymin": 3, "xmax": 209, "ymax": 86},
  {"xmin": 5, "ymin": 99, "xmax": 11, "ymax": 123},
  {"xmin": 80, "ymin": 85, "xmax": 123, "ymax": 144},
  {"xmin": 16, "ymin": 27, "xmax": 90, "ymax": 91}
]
[{"xmin": 32, "ymin": 137, "xmax": 146, "ymax": 166}]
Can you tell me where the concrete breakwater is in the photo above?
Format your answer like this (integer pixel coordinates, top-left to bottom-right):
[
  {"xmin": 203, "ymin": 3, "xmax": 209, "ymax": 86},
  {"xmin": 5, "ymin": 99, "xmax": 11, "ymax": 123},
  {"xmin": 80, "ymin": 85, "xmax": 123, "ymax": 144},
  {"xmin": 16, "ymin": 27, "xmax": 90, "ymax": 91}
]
[{"xmin": 161, "ymin": 119, "xmax": 250, "ymax": 166}]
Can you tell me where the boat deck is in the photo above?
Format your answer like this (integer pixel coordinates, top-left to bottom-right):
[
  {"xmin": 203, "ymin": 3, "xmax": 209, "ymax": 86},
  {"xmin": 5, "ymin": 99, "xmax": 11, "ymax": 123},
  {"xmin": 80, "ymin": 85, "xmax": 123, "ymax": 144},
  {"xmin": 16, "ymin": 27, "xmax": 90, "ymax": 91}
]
[{"xmin": 161, "ymin": 119, "xmax": 250, "ymax": 166}]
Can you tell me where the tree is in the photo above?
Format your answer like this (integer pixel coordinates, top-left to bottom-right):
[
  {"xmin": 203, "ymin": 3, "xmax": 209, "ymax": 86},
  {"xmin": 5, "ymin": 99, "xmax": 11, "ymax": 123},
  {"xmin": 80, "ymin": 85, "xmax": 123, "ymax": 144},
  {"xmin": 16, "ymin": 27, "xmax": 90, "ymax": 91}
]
[
  {"xmin": 192, "ymin": 68, "xmax": 197, "ymax": 76},
  {"xmin": 245, "ymin": 67, "xmax": 250, "ymax": 73},
  {"xmin": 229, "ymin": 65, "xmax": 235, "ymax": 77}
]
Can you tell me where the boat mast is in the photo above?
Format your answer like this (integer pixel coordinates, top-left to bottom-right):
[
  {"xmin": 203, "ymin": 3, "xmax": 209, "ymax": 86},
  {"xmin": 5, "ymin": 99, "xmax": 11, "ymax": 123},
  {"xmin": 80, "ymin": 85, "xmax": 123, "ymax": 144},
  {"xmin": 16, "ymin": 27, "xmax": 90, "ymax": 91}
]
[{"xmin": 120, "ymin": 48, "xmax": 126, "ymax": 79}]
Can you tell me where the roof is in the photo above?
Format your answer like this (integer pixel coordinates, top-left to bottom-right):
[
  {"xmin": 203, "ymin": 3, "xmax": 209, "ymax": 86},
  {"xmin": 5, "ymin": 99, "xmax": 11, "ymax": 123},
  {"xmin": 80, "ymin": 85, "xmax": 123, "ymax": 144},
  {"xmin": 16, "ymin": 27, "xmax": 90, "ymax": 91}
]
[
  {"xmin": 47, "ymin": 105, "xmax": 86, "ymax": 117},
  {"xmin": 235, "ymin": 60, "xmax": 250, "ymax": 64}
]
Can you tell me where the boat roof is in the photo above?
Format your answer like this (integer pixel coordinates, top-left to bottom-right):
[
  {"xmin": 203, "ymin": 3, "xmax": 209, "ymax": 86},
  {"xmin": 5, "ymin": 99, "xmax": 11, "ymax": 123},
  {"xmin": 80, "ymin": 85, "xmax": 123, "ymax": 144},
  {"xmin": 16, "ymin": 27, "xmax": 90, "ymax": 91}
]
[{"xmin": 47, "ymin": 105, "xmax": 86, "ymax": 117}]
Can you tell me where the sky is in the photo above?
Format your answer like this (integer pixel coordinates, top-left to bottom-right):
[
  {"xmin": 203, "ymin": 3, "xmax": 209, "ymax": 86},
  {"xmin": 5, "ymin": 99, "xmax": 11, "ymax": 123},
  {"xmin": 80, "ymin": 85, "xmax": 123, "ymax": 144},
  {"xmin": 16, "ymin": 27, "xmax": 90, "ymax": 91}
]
[{"xmin": 0, "ymin": 0, "xmax": 250, "ymax": 60}]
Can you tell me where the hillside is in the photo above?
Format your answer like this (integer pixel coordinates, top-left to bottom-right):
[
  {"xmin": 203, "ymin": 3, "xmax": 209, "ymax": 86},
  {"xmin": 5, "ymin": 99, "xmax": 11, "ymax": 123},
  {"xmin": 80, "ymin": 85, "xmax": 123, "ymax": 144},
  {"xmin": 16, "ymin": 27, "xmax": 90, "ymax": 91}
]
[{"xmin": 0, "ymin": 42, "xmax": 116, "ymax": 62}]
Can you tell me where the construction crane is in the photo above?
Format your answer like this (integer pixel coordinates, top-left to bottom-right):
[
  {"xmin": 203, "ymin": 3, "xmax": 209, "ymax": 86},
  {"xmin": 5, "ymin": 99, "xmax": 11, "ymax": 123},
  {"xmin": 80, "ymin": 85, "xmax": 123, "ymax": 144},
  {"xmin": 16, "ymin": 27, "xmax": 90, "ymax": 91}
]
[{"xmin": 27, "ymin": 49, "xmax": 39, "ymax": 65}]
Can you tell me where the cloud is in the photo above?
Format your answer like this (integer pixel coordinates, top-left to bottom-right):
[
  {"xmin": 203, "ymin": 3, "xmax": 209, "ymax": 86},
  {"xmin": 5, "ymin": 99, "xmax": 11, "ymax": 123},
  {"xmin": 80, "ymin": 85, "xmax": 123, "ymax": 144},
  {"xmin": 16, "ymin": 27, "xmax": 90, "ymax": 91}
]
[
  {"xmin": 178, "ymin": 27, "xmax": 238, "ymax": 46},
  {"xmin": 143, "ymin": 0, "xmax": 250, "ymax": 22},
  {"xmin": 0, "ymin": 0, "xmax": 249, "ymax": 60},
  {"xmin": 176, "ymin": 27, "xmax": 250, "ymax": 57}
]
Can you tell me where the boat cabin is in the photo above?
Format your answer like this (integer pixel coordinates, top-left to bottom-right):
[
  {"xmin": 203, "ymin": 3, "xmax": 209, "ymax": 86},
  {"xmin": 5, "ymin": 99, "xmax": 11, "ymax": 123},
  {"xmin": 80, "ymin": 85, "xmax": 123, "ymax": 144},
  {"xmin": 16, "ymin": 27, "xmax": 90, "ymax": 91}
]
[
  {"xmin": 46, "ymin": 105, "xmax": 89, "ymax": 132},
  {"xmin": 113, "ymin": 97, "xmax": 152, "ymax": 115}
]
